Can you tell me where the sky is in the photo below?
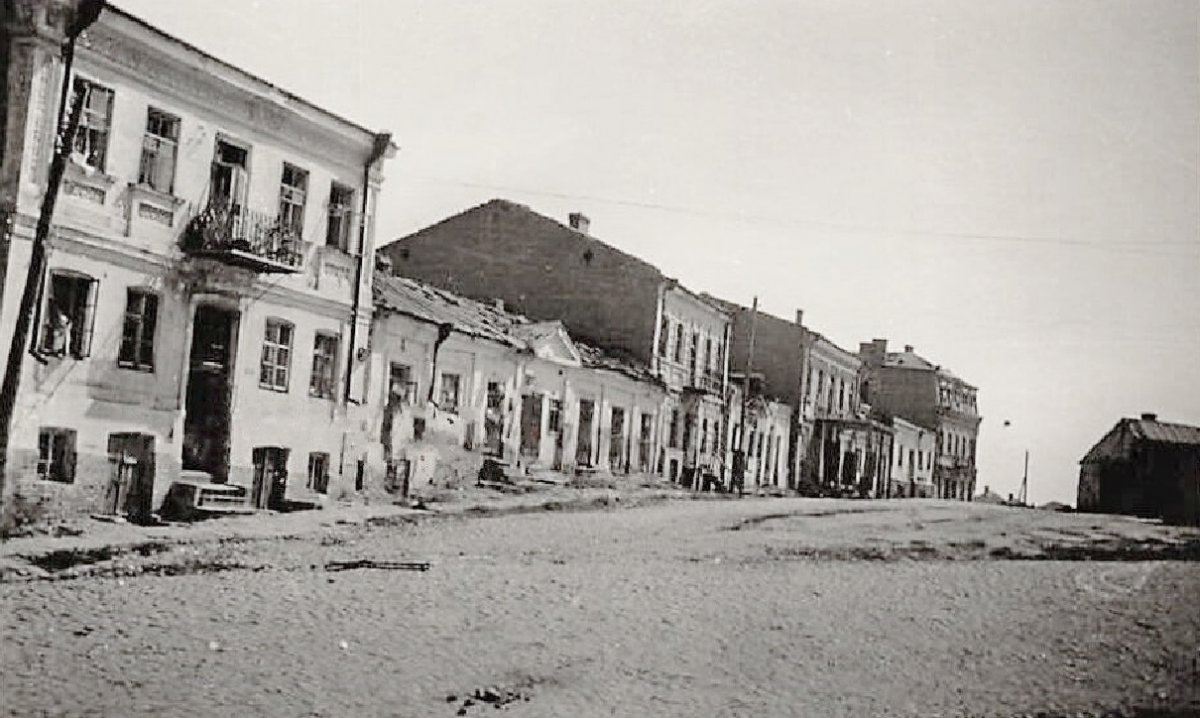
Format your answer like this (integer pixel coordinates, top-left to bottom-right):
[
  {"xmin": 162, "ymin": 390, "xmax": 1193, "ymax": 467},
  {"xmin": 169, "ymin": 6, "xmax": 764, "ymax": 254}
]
[{"xmin": 115, "ymin": 0, "xmax": 1200, "ymax": 505}]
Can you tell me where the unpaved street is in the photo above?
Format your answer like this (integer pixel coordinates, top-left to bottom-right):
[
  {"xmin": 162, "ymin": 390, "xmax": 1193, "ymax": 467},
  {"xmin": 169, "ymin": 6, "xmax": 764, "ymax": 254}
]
[{"xmin": 2, "ymin": 498, "xmax": 1198, "ymax": 718}]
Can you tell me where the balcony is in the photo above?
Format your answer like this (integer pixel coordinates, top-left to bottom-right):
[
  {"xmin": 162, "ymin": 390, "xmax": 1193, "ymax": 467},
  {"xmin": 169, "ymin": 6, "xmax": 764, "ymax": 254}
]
[
  {"xmin": 181, "ymin": 204, "xmax": 307, "ymax": 274},
  {"xmin": 685, "ymin": 370, "xmax": 723, "ymax": 395}
]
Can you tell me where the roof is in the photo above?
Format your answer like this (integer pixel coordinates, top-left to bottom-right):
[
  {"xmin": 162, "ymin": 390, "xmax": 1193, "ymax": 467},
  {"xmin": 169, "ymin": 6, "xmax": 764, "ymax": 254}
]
[
  {"xmin": 373, "ymin": 271, "xmax": 661, "ymax": 385},
  {"xmin": 884, "ymin": 349, "xmax": 937, "ymax": 371},
  {"xmin": 1080, "ymin": 416, "xmax": 1200, "ymax": 463},
  {"xmin": 373, "ymin": 272, "xmax": 525, "ymax": 348},
  {"xmin": 1127, "ymin": 418, "xmax": 1200, "ymax": 445}
]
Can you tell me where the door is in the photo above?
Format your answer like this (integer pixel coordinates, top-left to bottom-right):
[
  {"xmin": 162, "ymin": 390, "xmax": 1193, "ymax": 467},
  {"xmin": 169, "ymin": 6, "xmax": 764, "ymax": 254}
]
[
  {"xmin": 184, "ymin": 305, "xmax": 237, "ymax": 482},
  {"xmin": 608, "ymin": 407, "xmax": 625, "ymax": 472},
  {"xmin": 106, "ymin": 433, "xmax": 155, "ymax": 523},
  {"xmin": 576, "ymin": 399, "xmax": 595, "ymax": 467},
  {"xmin": 251, "ymin": 446, "xmax": 290, "ymax": 510},
  {"xmin": 520, "ymin": 394, "xmax": 542, "ymax": 458}
]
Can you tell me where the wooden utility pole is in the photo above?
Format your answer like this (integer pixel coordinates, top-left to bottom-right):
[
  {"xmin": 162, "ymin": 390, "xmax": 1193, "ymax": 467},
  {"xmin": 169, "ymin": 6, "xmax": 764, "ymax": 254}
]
[
  {"xmin": 733, "ymin": 297, "xmax": 758, "ymax": 497},
  {"xmin": 0, "ymin": 67, "xmax": 89, "ymax": 527},
  {"xmin": 1018, "ymin": 449, "xmax": 1029, "ymax": 506}
]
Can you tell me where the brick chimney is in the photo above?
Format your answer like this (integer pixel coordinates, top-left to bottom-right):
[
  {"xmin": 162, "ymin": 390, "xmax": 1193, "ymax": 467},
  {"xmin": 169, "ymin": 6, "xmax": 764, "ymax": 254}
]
[
  {"xmin": 794, "ymin": 309, "xmax": 804, "ymax": 326},
  {"xmin": 1141, "ymin": 412, "xmax": 1158, "ymax": 422},
  {"xmin": 568, "ymin": 212, "xmax": 590, "ymax": 234},
  {"xmin": 904, "ymin": 344, "xmax": 914, "ymax": 353}
]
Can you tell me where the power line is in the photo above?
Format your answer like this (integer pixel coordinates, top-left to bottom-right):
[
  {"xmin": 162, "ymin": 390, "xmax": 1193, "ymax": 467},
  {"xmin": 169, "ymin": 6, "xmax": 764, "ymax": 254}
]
[{"xmin": 396, "ymin": 173, "xmax": 1200, "ymax": 257}]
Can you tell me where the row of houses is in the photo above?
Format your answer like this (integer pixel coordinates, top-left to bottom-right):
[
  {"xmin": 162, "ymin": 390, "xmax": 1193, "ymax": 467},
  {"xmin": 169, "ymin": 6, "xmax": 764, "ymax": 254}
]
[{"xmin": 0, "ymin": 2, "xmax": 982, "ymax": 523}]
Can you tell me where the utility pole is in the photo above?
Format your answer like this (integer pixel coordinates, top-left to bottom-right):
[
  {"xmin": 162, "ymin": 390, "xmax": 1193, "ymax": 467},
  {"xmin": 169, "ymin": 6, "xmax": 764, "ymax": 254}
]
[
  {"xmin": 1018, "ymin": 449, "xmax": 1029, "ymax": 506},
  {"xmin": 733, "ymin": 297, "xmax": 758, "ymax": 497},
  {"xmin": 0, "ymin": 0, "xmax": 101, "ymax": 526}
]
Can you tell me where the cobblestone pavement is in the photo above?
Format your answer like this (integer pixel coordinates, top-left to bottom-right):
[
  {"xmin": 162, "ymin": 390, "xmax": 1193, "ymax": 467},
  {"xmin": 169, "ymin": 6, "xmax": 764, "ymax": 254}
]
[{"xmin": 2, "ymin": 499, "xmax": 1198, "ymax": 718}]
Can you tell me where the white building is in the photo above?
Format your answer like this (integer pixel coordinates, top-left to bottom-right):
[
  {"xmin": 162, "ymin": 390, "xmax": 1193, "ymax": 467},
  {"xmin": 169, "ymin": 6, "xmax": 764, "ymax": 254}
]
[{"xmin": 0, "ymin": 2, "xmax": 395, "ymax": 519}]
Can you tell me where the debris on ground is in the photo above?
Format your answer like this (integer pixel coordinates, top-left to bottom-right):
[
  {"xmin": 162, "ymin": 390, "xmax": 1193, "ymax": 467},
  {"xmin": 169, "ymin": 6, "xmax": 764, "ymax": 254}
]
[{"xmin": 324, "ymin": 559, "xmax": 432, "ymax": 572}]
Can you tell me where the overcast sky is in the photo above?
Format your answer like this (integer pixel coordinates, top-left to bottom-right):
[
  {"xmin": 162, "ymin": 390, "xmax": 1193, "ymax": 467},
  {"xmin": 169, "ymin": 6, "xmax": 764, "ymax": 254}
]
[{"xmin": 115, "ymin": 0, "xmax": 1199, "ymax": 505}]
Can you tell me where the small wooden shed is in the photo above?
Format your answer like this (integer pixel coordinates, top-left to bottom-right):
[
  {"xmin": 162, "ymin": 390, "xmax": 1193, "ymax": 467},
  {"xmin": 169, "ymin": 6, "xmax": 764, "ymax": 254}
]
[{"xmin": 1077, "ymin": 413, "xmax": 1200, "ymax": 526}]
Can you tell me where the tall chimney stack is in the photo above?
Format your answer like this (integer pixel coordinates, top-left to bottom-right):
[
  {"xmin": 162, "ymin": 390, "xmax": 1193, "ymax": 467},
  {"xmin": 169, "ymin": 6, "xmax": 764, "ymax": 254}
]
[
  {"xmin": 568, "ymin": 212, "xmax": 590, "ymax": 234},
  {"xmin": 794, "ymin": 309, "xmax": 804, "ymax": 326}
]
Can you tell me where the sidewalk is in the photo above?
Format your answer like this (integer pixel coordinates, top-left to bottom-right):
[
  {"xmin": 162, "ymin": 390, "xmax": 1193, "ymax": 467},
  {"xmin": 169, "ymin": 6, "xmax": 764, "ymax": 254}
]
[{"xmin": 0, "ymin": 478, "xmax": 694, "ymax": 579}]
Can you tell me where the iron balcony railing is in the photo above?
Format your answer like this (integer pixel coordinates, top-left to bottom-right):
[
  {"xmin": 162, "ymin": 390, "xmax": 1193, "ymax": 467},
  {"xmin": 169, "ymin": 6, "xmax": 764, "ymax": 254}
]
[{"xmin": 182, "ymin": 203, "xmax": 306, "ymax": 272}]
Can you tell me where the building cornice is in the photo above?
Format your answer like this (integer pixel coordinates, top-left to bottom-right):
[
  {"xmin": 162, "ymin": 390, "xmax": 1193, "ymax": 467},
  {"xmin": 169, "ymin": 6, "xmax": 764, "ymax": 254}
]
[{"xmin": 75, "ymin": 13, "xmax": 383, "ymax": 173}]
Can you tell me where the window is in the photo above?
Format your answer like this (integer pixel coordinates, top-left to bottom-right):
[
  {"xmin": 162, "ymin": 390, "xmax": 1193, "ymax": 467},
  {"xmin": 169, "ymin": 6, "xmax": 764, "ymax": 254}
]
[
  {"xmin": 326, "ymin": 183, "xmax": 355, "ymax": 251},
  {"xmin": 388, "ymin": 363, "xmax": 415, "ymax": 405},
  {"xmin": 908, "ymin": 449, "xmax": 914, "ymax": 470},
  {"xmin": 439, "ymin": 372, "xmax": 461, "ymax": 413},
  {"xmin": 259, "ymin": 320, "xmax": 293, "ymax": 391},
  {"xmin": 71, "ymin": 77, "xmax": 113, "ymax": 171},
  {"xmin": 700, "ymin": 418, "xmax": 708, "ymax": 453},
  {"xmin": 210, "ymin": 139, "xmax": 248, "ymax": 213},
  {"xmin": 138, "ymin": 108, "xmax": 180, "ymax": 193},
  {"xmin": 39, "ymin": 272, "xmax": 97, "ymax": 359},
  {"xmin": 486, "ymin": 381, "xmax": 504, "ymax": 411},
  {"xmin": 118, "ymin": 289, "xmax": 158, "ymax": 371},
  {"xmin": 279, "ymin": 163, "xmax": 308, "ymax": 235},
  {"xmin": 307, "ymin": 452, "xmax": 330, "ymax": 494},
  {"xmin": 918, "ymin": 451, "xmax": 924, "ymax": 470},
  {"xmin": 704, "ymin": 337, "xmax": 713, "ymax": 373},
  {"xmin": 658, "ymin": 317, "xmax": 670, "ymax": 357},
  {"xmin": 668, "ymin": 409, "xmax": 680, "ymax": 448},
  {"xmin": 309, "ymin": 333, "xmax": 339, "ymax": 399},
  {"xmin": 673, "ymin": 323, "xmax": 683, "ymax": 363},
  {"xmin": 37, "ymin": 427, "xmax": 76, "ymax": 483},
  {"xmin": 548, "ymin": 399, "xmax": 563, "ymax": 432}
]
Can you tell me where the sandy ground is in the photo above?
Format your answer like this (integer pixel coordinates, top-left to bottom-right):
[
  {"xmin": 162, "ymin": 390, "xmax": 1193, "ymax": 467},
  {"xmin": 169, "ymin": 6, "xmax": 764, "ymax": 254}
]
[{"xmin": 1, "ymin": 498, "xmax": 1198, "ymax": 718}]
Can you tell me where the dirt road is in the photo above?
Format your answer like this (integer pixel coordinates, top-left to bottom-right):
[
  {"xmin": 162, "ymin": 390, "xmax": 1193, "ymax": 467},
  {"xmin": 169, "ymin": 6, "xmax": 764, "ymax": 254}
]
[{"xmin": 2, "ymin": 498, "xmax": 1198, "ymax": 717}]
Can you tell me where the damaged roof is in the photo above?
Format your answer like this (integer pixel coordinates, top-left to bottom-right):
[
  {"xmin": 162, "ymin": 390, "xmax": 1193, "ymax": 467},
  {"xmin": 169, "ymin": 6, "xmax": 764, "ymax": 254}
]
[
  {"xmin": 373, "ymin": 271, "xmax": 661, "ymax": 385},
  {"xmin": 1128, "ymin": 418, "xmax": 1200, "ymax": 446},
  {"xmin": 373, "ymin": 271, "xmax": 525, "ymax": 348}
]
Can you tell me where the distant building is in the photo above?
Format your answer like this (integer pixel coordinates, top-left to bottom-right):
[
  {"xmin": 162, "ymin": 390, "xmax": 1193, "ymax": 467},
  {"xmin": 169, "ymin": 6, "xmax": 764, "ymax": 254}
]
[
  {"xmin": 379, "ymin": 200, "xmax": 731, "ymax": 487},
  {"xmin": 725, "ymin": 373, "xmax": 792, "ymax": 492},
  {"xmin": 859, "ymin": 339, "xmax": 981, "ymax": 500},
  {"xmin": 889, "ymin": 416, "xmax": 934, "ymax": 497},
  {"xmin": 1077, "ymin": 413, "xmax": 1200, "ymax": 526}
]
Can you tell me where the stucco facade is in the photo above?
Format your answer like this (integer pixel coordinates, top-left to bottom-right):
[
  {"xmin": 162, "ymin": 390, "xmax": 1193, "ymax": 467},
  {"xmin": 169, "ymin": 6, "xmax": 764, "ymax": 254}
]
[
  {"xmin": 1, "ymin": 3, "xmax": 395, "ymax": 519},
  {"xmin": 379, "ymin": 201, "xmax": 729, "ymax": 487},
  {"xmin": 889, "ymin": 416, "xmax": 934, "ymax": 497},
  {"xmin": 369, "ymin": 273, "xmax": 668, "ymax": 496}
]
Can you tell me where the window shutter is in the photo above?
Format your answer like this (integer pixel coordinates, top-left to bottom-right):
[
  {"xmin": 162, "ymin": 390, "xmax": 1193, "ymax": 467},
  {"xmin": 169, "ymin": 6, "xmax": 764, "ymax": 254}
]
[
  {"xmin": 141, "ymin": 293, "xmax": 158, "ymax": 368},
  {"xmin": 231, "ymin": 166, "xmax": 247, "ymax": 215},
  {"xmin": 78, "ymin": 279, "xmax": 99, "ymax": 358}
]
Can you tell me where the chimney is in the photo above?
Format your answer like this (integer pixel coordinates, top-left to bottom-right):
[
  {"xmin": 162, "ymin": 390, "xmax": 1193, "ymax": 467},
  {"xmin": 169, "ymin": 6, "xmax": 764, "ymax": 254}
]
[
  {"xmin": 568, "ymin": 212, "xmax": 590, "ymax": 234},
  {"xmin": 1141, "ymin": 412, "xmax": 1158, "ymax": 422},
  {"xmin": 794, "ymin": 309, "xmax": 804, "ymax": 326},
  {"xmin": 904, "ymin": 344, "xmax": 914, "ymax": 353}
]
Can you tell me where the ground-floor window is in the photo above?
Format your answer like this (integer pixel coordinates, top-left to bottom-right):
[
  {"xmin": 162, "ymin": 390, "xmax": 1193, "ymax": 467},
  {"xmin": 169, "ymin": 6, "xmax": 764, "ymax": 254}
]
[
  {"xmin": 37, "ymin": 427, "xmax": 77, "ymax": 483},
  {"xmin": 307, "ymin": 452, "xmax": 330, "ymax": 494}
]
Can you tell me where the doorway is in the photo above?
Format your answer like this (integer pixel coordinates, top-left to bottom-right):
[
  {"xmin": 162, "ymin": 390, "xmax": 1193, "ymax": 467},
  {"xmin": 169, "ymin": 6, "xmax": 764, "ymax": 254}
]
[
  {"xmin": 576, "ymin": 399, "xmax": 595, "ymax": 467},
  {"xmin": 520, "ymin": 393, "xmax": 542, "ymax": 458},
  {"xmin": 183, "ymin": 305, "xmax": 237, "ymax": 482},
  {"xmin": 251, "ymin": 446, "xmax": 289, "ymax": 510},
  {"xmin": 106, "ymin": 433, "xmax": 155, "ymax": 523},
  {"xmin": 608, "ymin": 407, "xmax": 625, "ymax": 472}
]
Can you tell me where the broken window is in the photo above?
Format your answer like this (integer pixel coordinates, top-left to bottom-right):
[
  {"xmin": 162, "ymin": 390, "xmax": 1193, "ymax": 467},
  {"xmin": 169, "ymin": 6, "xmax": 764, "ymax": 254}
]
[
  {"xmin": 307, "ymin": 451, "xmax": 330, "ymax": 494},
  {"xmin": 259, "ymin": 319, "xmax": 293, "ymax": 392},
  {"xmin": 326, "ymin": 182, "xmax": 355, "ymax": 251},
  {"xmin": 309, "ymin": 332, "xmax": 339, "ymax": 399},
  {"xmin": 279, "ymin": 163, "xmax": 308, "ymax": 235},
  {"xmin": 138, "ymin": 107, "xmax": 180, "ymax": 193},
  {"xmin": 388, "ymin": 363, "xmax": 416, "ymax": 406},
  {"xmin": 210, "ymin": 139, "xmax": 249, "ymax": 214},
  {"xmin": 71, "ymin": 77, "xmax": 113, "ymax": 171},
  {"xmin": 118, "ymin": 288, "xmax": 158, "ymax": 371},
  {"xmin": 39, "ymin": 271, "xmax": 97, "ymax": 359},
  {"xmin": 439, "ymin": 372, "xmax": 461, "ymax": 413},
  {"xmin": 37, "ymin": 427, "xmax": 77, "ymax": 483}
]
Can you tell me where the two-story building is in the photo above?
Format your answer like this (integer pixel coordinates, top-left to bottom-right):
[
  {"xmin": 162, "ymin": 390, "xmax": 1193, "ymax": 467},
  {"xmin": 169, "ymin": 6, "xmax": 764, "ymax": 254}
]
[
  {"xmin": 377, "ymin": 199, "xmax": 730, "ymax": 487},
  {"xmin": 859, "ymin": 339, "xmax": 981, "ymax": 500},
  {"xmin": 1, "ymin": 2, "xmax": 395, "ymax": 519}
]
